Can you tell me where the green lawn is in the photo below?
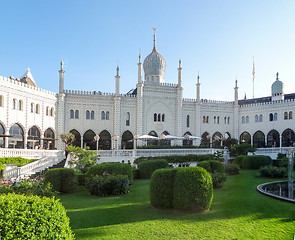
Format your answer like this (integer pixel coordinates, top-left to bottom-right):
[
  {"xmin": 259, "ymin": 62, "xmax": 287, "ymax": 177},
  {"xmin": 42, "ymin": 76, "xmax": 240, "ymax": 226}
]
[{"xmin": 59, "ymin": 170, "xmax": 295, "ymax": 240}]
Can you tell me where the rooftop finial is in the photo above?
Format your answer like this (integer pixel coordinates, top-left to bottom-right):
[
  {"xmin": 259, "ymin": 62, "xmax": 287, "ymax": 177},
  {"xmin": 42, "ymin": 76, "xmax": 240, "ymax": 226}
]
[
  {"xmin": 60, "ymin": 60, "xmax": 64, "ymax": 70},
  {"xmin": 139, "ymin": 48, "xmax": 141, "ymax": 63},
  {"xmin": 197, "ymin": 71, "xmax": 200, "ymax": 84},
  {"xmin": 276, "ymin": 72, "xmax": 279, "ymax": 80},
  {"xmin": 116, "ymin": 65, "xmax": 119, "ymax": 76},
  {"xmin": 179, "ymin": 59, "xmax": 181, "ymax": 68},
  {"xmin": 152, "ymin": 26, "xmax": 157, "ymax": 51}
]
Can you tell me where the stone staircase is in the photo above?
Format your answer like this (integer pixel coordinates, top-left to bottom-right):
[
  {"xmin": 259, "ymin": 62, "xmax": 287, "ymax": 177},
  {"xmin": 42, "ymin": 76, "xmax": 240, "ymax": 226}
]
[{"xmin": 30, "ymin": 158, "xmax": 67, "ymax": 178}]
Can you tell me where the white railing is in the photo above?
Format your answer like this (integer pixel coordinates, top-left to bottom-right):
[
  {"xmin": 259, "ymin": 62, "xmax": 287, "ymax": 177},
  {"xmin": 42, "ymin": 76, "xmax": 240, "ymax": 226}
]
[
  {"xmin": 253, "ymin": 147, "xmax": 292, "ymax": 159},
  {"xmin": 134, "ymin": 148, "xmax": 220, "ymax": 157},
  {"xmin": 0, "ymin": 148, "xmax": 64, "ymax": 159}
]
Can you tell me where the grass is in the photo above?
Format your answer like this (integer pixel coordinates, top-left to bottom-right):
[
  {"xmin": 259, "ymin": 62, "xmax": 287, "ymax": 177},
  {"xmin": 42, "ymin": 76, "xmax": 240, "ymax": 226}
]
[{"xmin": 59, "ymin": 170, "xmax": 295, "ymax": 239}]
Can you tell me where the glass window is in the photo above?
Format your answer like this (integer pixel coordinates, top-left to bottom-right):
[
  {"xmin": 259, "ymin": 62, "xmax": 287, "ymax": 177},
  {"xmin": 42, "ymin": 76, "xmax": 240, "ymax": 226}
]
[
  {"xmin": 70, "ymin": 109, "xmax": 74, "ymax": 119},
  {"xmin": 259, "ymin": 114, "xmax": 263, "ymax": 122},
  {"xmin": 75, "ymin": 110, "xmax": 79, "ymax": 119},
  {"xmin": 242, "ymin": 116, "xmax": 245, "ymax": 124},
  {"xmin": 101, "ymin": 111, "xmax": 105, "ymax": 120},
  {"xmin": 36, "ymin": 104, "xmax": 40, "ymax": 114},
  {"xmin": 154, "ymin": 113, "xmax": 157, "ymax": 122},
  {"xmin": 246, "ymin": 116, "xmax": 249, "ymax": 123},
  {"xmin": 186, "ymin": 115, "xmax": 189, "ymax": 127},
  {"xmin": 162, "ymin": 114, "xmax": 165, "ymax": 122},
  {"xmin": 86, "ymin": 110, "xmax": 90, "ymax": 119},
  {"xmin": 126, "ymin": 112, "xmax": 130, "ymax": 126},
  {"xmin": 284, "ymin": 112, "xmax": 288, "ymax": 120},
  {"xmin": 269, "ymin": 113, "xmax": 273, "ymax": 121},
  {"xmin": 13, "ymin": 99, "xmax": 16, "ymax": 109},
  {"xmin": 91, "ymin": 111, "xmax": 94, "ymax": 120},
  {"xmin": 157, "ymin": 114, "xmax": 161, "ymax": 122},
  {"xmin": 106, "ymin": 111, "xmax": 109, "ymax": 120},
  {"xmin": 274, "ymin": 113, "xmax": 277, "ymax": 121},
  {"xmin": 289, "ymin": 111, "xmax": 293, "ymax": 119},
  {"xmin": 46, "ymin": 107, "xmax": 49, "ymax": 116},
  {"xmin": 50, "ymin": 108, "xmax": 54, "ymax": 117},
  {"xmin": 0, "ymin": 95, "xmax": 3, "ymax": 107},
  {"xmin": 31, "ymin": 103, "xmax": 34, "ymax": 113},
  {"xmin": 255, "ymin": 115, "xmax": 258, "ymax": 122}
]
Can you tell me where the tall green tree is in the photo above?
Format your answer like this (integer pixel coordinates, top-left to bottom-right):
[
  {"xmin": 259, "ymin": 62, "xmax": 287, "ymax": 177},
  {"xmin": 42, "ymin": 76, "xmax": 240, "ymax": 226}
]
[{"xmin": 60, "ymin": 132, "xmax": 75, "ymax": 145}]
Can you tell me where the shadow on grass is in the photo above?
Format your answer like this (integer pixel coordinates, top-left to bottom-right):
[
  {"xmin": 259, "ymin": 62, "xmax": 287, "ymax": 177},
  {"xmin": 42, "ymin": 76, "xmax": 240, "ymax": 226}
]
[{"xmin": 59, "ymin": 172, "xmax": 295, "ymax": 231}]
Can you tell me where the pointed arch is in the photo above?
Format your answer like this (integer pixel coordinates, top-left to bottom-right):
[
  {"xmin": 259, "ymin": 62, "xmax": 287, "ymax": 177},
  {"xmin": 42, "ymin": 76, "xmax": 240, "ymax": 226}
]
[
  {"xmin": 240, "ymin": 131, "xmax": 251, "ymax": 144},
  {"xmin": 0, "ymin": 122, "xmax": 5, "ymax": 148},
  {"xmin": 253, "ymin": 130, "xmax": 265, "ymax": 148},
  {"xmin": 91, "ymin": 110, "xmax": 95, "ymax": 120},
  {"xmin": 70, "ymin": 109, "xmax": 74, "ymax": 119},
  {"xmin": 212, "ymin": 132, "xmax": 222, "ymax": 148},
  {"xmin": 148, "ymin": 130, "xmax": 158, "ymax": 146},
  {"xmin": 183, "ymin": 131, "xmax": 192, "ymax": 146},
  {"xmin": 160, "ymin": 131, "xmax": 171, "ymax": 146},
  {"xmin": 0, "ymin": 95, "xmax": 3, "ymax": 107},
  {"xmin": 154, "ymin": 113, "xmax": 157, "ymax": 122},
  {"xmin": 86, "ymin": 110, "xmax": 90, "ymax": 119},
  {"xmin": 75, "ymin": 110, "xmax": 79, "ymax": 119},
  {"xmin": 282, "ymin": 128, "xmax": 295, "ymax": 147},
  {"xmin": 267, "ymin": 130, "xmax": 280, "ymax": 147},
  {"xmin": 83, "ymin": 129, "xmax": 96, "ymax": 149},
  {"xmin": 9, "ymin": 123, "xmax": 24, "ymax": 148},
  {"xmin": 99, "ymin": 130, "xmax": 112, "ymax": 150},
  {"xmin": 106, "ymin": 111, "xmax": 110, "ymax": 120},
  {"xmin": 27, "ymin": 126, "xmax": 41, "ymax": 149},
  {"xmin": 121, "ymin": 130, "xmax": 133, "ymax": 149},
  {"xmin": 201, "ymin": 132, "xmax": 210, "ymax": 148},
  {"xmin": 101, "ymin": 111, "xmax": 105, "ymax": 120},
  {"xmin": 70, "ymin": 129, "xmax": 81, "ymax": 147},
  {"xmin": 44, "ymin": 128, "xmax": 55, "ymax": 149}
]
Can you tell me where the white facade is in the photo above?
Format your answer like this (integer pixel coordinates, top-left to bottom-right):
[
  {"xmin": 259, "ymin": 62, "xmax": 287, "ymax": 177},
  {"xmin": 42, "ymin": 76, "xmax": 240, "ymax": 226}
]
[{"xmin": 1, "ymin": 33, "xmax": 295, "ymax": 150}]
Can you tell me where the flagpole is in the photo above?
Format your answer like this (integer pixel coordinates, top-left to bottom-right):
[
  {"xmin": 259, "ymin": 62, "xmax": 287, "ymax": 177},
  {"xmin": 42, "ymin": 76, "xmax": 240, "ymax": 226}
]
[{"xmin": 252, "ymin": 57, "xmax": 255, "ymax": 99}]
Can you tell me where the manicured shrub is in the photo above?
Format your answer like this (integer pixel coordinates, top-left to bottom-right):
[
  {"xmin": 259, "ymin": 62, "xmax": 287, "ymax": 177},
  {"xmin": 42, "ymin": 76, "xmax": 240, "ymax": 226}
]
[
  {"xmin": 76, "ymin": 173, "xmax": 86, "ymax": 186},
  {"xmin": 0, "ymin": 193, "xmax": 74, "ymax": 239},
  {"xmin": 197, "ymin": 160, "xmax": 226, "ymax": 188},
  {"xmin": 138, "ymin": 159, "xmax": 168, "ymax": 179},
  {"xmin": 45, "ymin": 168, "xmax": 77, "ymax": 193},
  {"xmin": 225, "ymin": 163, "xmax": 240, "ymax": 175},
  {"xmin": 241, "ymin": 155, "xmax": 272, "ymax": 169},
  {"xmin": 0, "ymin": 157, "xmax": 37, "ymax": 172},
  {"xmin": 86, "ymin": 174, "xmax": 129, "ymax": 196},
  {"xmin": 173, "ymin": 167, "xmax": 213, "ymax": 212},
  {"xmin": 197, "ymin": 161, "xmax": 211, "ymax": 173},
  {"xmin": 273, "ymin": 157, "xmax": 289, "ymax": 168},
  {"xmin": 132, "ymin": 168, "xmax": 140, "ymax": 179},
  {"xmin": 150, "ymin": 168, "xmax": 177, "ymax": 209},
  {"xmin": 232, "ymin": 155, "xmax": 247, "ymax": 168},
  {"xmin": 260, "ymin": 166, "xmax": 287, "ymax": 178},
  {"xmin": 277, "ymin": 153, "xmax": 286, "ymax": 159},
  {"xmin": 86, "ymin": 163, "xmax": 133, "ymax": 181}
]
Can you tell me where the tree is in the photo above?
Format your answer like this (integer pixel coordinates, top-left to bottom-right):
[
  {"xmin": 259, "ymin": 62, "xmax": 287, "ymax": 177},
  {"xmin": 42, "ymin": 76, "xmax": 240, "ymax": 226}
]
[
  {"xmin": 60, "ymin": 132, "xmax": 75, "ymax": 145},
  {"xmin": 67, "ymin": 145, "xmax": 98, "ymax": 173},
  {"xmin": 229, "ymin": 143, "xmax": 256, "ymax": 157}
]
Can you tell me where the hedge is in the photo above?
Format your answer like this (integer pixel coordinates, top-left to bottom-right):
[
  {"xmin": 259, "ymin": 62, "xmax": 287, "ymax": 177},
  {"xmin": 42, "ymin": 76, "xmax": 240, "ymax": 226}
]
[
  {"xmin": 241, "ymin": 155, "xmax": 272, "ymax": 169},
  {"xmin": 86, "ymin": 163, "xmax": 133, "ymax": 181},
  {"xmin": 150, "ymin": 168, "xmax": 177, "ymax": 209},
  {"xmin": 0, "ymin": 157, "xmax": 37, "ymax": 171},
  {"xmin": 225, "ymin": 163, "xmax": 240, "ymax": 175},
  {"xmin": 45, "ymin": 168, "xmax": 77, "ymax": 193},
  {"xmin": 232, "ymin": 155, "xmax": 247, "ymax": 168},
  {"xmin": 134, "ymin": 154, "xmax": 215, "ymax": 165},
  {"xmin": 86, "ymin": 174, "xmax": 130, "ymax": 196},
  {"xmin": 259, "ymin": 166, "xmax": 287, "ymax": 178},
  {"xmin": 0, "ymin": 193, "xmax": 74, "ymax": 239},
  {"xmin": 132, "ymin": 168, "xmax": 140, "ymax": 179},
  {"xmin": 76, "ymin": 173, "xmax": 86, "ymax": 186},
  {"xmin": 138, "ymin": 159, "xmax": 168, "ymax": 179},
  {"xmin": 173, "ymin": 167, "xmax": 213, "ymax": 212}
]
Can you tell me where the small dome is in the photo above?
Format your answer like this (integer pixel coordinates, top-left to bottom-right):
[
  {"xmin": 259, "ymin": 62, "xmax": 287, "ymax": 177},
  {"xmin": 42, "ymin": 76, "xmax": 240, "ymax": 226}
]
[
  {"xmin": 271, "ymin": 72, "xmax": 283, "ymax": 96},
  {"xmin": 143, "ymin": 32, "xmax": 166, "ymax": 83},
  {"xmin": 20, "ymin": 68, "xmax": 37, "ymax": 87}
]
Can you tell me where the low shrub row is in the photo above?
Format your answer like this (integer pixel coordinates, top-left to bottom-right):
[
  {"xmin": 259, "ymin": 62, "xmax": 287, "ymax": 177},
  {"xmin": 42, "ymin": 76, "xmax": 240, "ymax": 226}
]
[
  {"xmin": 197, "ymin": 160, "xmax": 226, "ymax": 188},
  {"xmin": 0, "ymin": 157, "xmax": 37, "ymax": 171},
  {"xmin": 0, "ymin": 193, "xmax": 74, "ymax": 239},
  {"xmin": 138, "ymin": 159, "xmax": 168, "ymax": 179},
  {"xmin": 260, "ymin": 166, "xmax": 287, "ymax": 178},
  {"xmin": 225, "ymin": 163, "xmax": 240, "ymax": 175},
  {"xmin": 233, "ymin": 155, "xmax": 272, "ymax": 169},
  {"xmin": 134, "ymin": 154, "xmax": 215, "ymax": 165},
  {"xmin": 150, "ymin": 167, "xmax": 213, "ymax": 212},
  {"xmin": 45, "ymin": 168, "xmax": 77, "ymax": 193}
]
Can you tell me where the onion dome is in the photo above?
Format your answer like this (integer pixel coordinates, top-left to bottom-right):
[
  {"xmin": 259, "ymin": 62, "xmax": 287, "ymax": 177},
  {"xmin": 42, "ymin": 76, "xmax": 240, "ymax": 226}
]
[
  {"xmin": 271, "ymin": 72, "xmax": 283, "ymax": 96},
  {"xmin": 143, "ymin": 30, "xmax": 166, "ymax": 84}
]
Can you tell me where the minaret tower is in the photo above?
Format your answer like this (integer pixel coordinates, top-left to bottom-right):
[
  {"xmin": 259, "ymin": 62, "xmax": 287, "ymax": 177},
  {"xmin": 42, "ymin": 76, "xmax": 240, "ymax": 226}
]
[
  {"xmin": 175, "ymin": 60, "xmax": 183, "ymax": 145},
  {"xmin": 113, "ymin": 66, "xmax": 121, "ymax": 149},
  {"xmin": 115, "ymin": 66, "xmax": 120, "ymax": 96},
  {"xmin": 178, "ymin": 59, "xmax": 182, "ymax": 88},
  {"xmin": 233, "ymin": 79, "xmax": 239, "ymax": 140},
  {"xmin": 59, "ymin": 60, "xmax": 65, "ymax": 94},
  {"xmin": 136, "ymin": 53, "xmax": 144, "ymax": 141},
  {"xmin": 195, "ymin": 73, "xmax": 201, "ymax": 145}
]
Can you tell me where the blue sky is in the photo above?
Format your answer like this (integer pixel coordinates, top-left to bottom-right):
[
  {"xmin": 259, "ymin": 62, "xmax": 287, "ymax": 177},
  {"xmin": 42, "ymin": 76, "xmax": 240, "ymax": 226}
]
[{"xmin": 0, "ymin": 1, "xmax": 295, "ymax": 100}]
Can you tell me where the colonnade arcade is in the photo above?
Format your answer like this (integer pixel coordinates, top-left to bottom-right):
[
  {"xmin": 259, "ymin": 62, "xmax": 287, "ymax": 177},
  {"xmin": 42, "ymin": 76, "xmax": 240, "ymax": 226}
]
[
  {"xmin": 239, "ymin": 129, "xmax": 295, "ymax": 147},
  {"xmin": 0, "ymin": 122, "xmax": 55, "ymax": 149}
]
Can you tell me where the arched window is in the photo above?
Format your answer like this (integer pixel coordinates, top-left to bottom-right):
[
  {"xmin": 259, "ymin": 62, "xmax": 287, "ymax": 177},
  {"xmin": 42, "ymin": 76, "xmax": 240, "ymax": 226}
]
[
  {"xmin": 86, "ymin": 110, "xmax": 90, "ymax": 119},
  {"xmin": 255, "ymin": 115, "xmax": 258, "ymax": 122},
  {"xmin": 9, "ymin": 123, "xmax": 24, "ymax": 148},
  {"xmin": 91, "ymin": 111, "xmax": 94, "ymax": 120},
  {"xmin": 282, "ymin": 129, "xmax": 295, "ymax": 147},
  {"xmin": 203, "ymin": 116, "xmax": 206, "ymax": 123},
  {"xmin": 0, "ymin": 123, "xmax": 4, "ymax": 148},
  {"xmin": 36, "ymin": 104, "xmax": 40, "ymax": 114},
  {"xmin": 83, "ymin": 130, "xmax": 96, "ymax": 150},
  {"xmin": 186, "ymin": 115, "xmax": 190, "ymax": 127},
  {"xmin": 154, "ymin": 113, "xmax": 157, "ymax": 122},
  {"xmin": 157, "ymin": 114, "xmax": 161, "ymax": 122},
  {"xmin": 242, "ymin": 116, "xmax": 245, "ymax": 124},
  {"xmin": 274, "ymin": 113, "xmax": 278, "ymax": 121},
  {"xmin": 126, "ymin": 112, "xmax": 130, "ymax": 126},
  {"xmin": 46, "ymin": 107, "xmax": 49, "ymax": 116},
  {"xmin": 31, "ymin": 103, "xmax": 34, "ymax": 113},
  {"xmin": 50, "ymin": 107, "xmax": 54, "ymax": 117},
  {"xmin": 27, "ymin": 126, "xmax": 41, "ymax": 149},
  {"xmin": 18, "ymin": 100, "xmax": 23, "ymax": 111},
  {"xmin": 253, "ymin": 131, "xmax": 265, "ymax": 148},
  {"xmin": 13, "ymin": 99, "xmax": 16, "ymax": 109},
  {"xmin": 44, "ymin": 128, "xmax": 55, "ymax": 149},
  {"xmin": 259, "ymin": 114, "xmax": 263, "ymax": 122},
  {"xmin": 245, "ymin": 116, "xmax": 249, "ymax": 123},
  {"xmin": 201, "ymin": 132, "xmax": 210, "ymax": 148},
  {"xmin": 147, "ymin": 131, "xmax": 158, "ymax": 146},
  {"xmin": 267, "ymin": 130, "xmax": 280, "ymax": 147},
  {"xmin": 121, "ymin": 131, "xmax": 133, "ymax": 149},
  {"xmin": 284, "ymin": 112, "xmax": 288, "ymax": 120},
  {"xmin": 269, "ymin": 113, "xmax": 273, "ymax": 121},
  {"xmin": 214, "ymin": 116, "xmax": 216, "ymax": 124},
  {"xmin": 289, "ymin": 111, "xmax": 293, "ymax": 119},
  {"xmin": 183, "ymin": 132, "xmax": 193, "ymax": 146},
  {"xmin": 227, "ymin": 117, "xmax": 230, "ymax": 124},
  {"xmin": 70, "ymin": 109, "xmax": 74, "ymax": 119},
  {"xmin": 217, "ymin": 116, "xmax": 220, "ymax": 124},
  {"xmin": 240, "ymin": 131, "xmax": 251, "ymax": 144},
  {"xmin": 101, "ymin": 111, "xmax": 105, "ymax": 120},
  {"xmin": 75, "ymin": 110, "xmax": 79, "ymax": 119},
  {"xmin": 70, "ymin": 129, "xmax": 81, "ymax": 147},
  {"xmin": 0, "ymin": 95, "xmax": 3, "ymax": 107},
  {"xmin": 206, "ymin": 116, "xmax": 209, "ymax": 123},
  {"xmin": 106, "ymin": 111, "xmax": 110, "ymax": 120},
  {"xmin": 162, "ymin": 114, "xmax": 165, "ymax": 122},
  {"xmin": 224, "ymin": 117, "xmax": 227, "ymax": 124}
]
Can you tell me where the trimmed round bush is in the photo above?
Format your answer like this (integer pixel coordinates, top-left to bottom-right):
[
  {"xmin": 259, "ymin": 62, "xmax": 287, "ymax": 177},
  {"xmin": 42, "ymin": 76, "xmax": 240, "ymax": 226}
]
[
  {"xmin": 197, "ymin": 161, "xmax": 211, "ymax": 173},
  {"xmin": 173, "ymin": 167, "xmax": 213, "ymax": 212},
  {"xmin": 132, "ymin": 168, "xmax": 140, "ymax": 179},
  {"xmin": 241, "ymin": 155, "xmax": 272, "ymax": 169},
  {"xmin": 150, "ymin": 168, "xmax": 177, "ymax": 209},
  {"xmin": 86, "ymin": 174, "xmax": 130, "ymax": 196},
  {"xmin": 232, "ymin": 155, "xmax": 247, "ymax": 168},
  {"xmin": 0, "ymin": 193, "xmax": 74, "ymax": 239},
  {"xmin": 76, "ymin": 173, "xmax": 86, "ymax": 186},
  {"xmin": 138, "ymin": 159, "xmax": 168, "ymax": 179},
  {"xmin": 45, "ymin": 168, "xmax": 77, "ymax": 193},
  {"xmin": 86, "ymin": 162, "xmax": 133, "ymax": 181},
  {"xmin": 260, "ymin": 166, "xmax": 287, "ymax": 178},
  {"xmin": 225, "ymin": 163, "xmax": 240, "ymax": 175}
]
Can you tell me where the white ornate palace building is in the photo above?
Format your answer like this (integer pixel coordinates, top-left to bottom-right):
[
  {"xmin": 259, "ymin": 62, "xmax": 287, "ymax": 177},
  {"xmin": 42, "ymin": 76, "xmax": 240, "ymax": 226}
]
[{"xmin": 1, "ymin": 32, "xmax": 295, "ymax": 151}]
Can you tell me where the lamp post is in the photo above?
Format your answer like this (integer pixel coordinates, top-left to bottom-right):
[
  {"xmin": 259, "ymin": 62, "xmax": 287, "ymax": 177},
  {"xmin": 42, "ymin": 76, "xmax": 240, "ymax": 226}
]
[
  {"xmin": 94, "ymin": 135, "xmax": 100, "ymax": 151},
  {"xmin": 206, "ymin": 135, "xmax": 211, "ymax": 148},
  {"xmin": 288, "ymin": 145, "xmax": 294, "ymax": 199},
  {"xmin": 134, "ymin": 134, "xmax": 140, "ymax": 150},
  {"xmin": 113, "ymin": 135, "xmax": 119, "ymax": 150}
]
